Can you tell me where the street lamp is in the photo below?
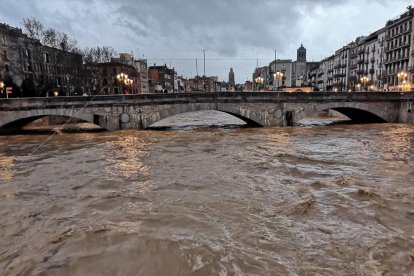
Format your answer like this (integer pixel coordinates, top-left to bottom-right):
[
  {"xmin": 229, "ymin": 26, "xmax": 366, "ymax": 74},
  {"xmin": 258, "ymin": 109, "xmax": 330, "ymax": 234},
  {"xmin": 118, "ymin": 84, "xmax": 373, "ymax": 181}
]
[
  {"xmin": 273, "ymin": 71, "xmax": 284, "ymax": 91},
  {"xmin": 0, "ymin": 81, "xmax": 4, "ymax": 97},
  {"xmin": 397, "ymin": 71, "xmax": 408, "ymax": 91},
  {"xmin": 124, "ymin": 78, "xmax": 134, "ymax": 94},
  {"xmin": 356, "ymin": 83, "xmax": 361, "ymax": 91},
  {"xmin": 255, "ymin": 76, "xmax": 264, "ymax": 91},
  {"xmin": 117, "ymin": 73, "xmax": 130, "ymax": 94},
  {"xmin": 360, "ymin": 76, "xmax": 369, "ymax": 91}
]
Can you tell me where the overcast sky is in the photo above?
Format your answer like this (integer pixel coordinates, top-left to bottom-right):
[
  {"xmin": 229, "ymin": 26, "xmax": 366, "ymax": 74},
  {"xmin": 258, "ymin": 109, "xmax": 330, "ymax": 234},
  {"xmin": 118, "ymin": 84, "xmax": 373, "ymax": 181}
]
[{"xmin": 0, "ymin": 0, "xmax": 412, "ymax": 83}]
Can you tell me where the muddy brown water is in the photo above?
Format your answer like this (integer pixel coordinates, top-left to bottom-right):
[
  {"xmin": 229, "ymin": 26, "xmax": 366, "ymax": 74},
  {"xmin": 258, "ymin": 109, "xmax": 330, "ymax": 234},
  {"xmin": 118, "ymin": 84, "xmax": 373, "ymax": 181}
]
[{"xmin": 0, "ymin": 111, "xmax": 413, "ymax": 275}]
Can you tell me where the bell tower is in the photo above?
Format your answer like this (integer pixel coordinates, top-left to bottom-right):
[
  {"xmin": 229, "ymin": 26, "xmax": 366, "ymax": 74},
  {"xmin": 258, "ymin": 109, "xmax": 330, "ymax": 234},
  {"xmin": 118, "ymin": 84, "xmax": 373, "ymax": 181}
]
[{"xmin": 297, "ymin": 44, "xmax": 306, "ymax": 62}]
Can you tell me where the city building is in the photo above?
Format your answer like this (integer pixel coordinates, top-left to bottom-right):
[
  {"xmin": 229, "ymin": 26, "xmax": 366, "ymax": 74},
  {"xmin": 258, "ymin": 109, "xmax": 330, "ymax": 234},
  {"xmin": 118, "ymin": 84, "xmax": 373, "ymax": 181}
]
[
  {"xmin": 293, "ymin": 44, "xmax": 307, "ymax": 86},
  {"xmin": 0, "ymin": 23, "xmax": 83, "ymax": 97},
  {"xmin": 148, "ymin": 64, "xmax": 175, "ymax": 93},
  {"xmin": 96, "ymin": 59, "xmax": 138, "ymax": 95},
  {"xmin": 134, "ymin": 58, "xmax": 148, "ymax": 93},
  {"xmin": 384, "ymin": 6, "xmax": 414, "ymax": 91},
  {"xmin": 184, "ymin": 75, "xmax": 224, "ymax": 92},
  {"xmin": 305, "ymin": 5, "xmax": 413, "ymax": 92},
  {"xmin": 228, "ymin": 68, "xmax": 235, "ymax": 87}
]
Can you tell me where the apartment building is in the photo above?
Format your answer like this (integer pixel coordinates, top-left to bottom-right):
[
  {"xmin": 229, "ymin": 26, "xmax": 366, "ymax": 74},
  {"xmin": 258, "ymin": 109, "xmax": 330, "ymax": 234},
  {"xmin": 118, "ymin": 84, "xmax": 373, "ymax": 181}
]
[
  {"xmin": 148, "ymin": 65, "xmax": 175, "ymax": 93},
  {"xmin": 0, "ymin": 23, "xmax": 82, "ymax": 97},
  {"xmin": 384, "ymin": 6, "xmax": 414, "ymax": 90},
  {"xmin": 134, "ymin": 58, "xmax": 148, "ymax": 93}
]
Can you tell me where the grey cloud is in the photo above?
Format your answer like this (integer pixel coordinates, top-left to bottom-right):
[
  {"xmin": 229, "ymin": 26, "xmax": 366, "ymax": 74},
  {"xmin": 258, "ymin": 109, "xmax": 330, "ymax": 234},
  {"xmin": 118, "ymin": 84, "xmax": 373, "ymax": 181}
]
[{"xmin": 0, "ymin": 0, "xmax": 412, "ymax": 82}]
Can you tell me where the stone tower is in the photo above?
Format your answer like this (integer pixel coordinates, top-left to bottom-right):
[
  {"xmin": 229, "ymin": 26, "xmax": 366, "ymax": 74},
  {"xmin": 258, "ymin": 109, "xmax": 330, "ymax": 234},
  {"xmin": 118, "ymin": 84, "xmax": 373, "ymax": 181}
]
[
  {"xmin": 297, "ymin": 44, "xmax": 307, "ymax": 62},
  {"xmin": 228, "ymin": 68, "xmax": 235, "ymax": 86}
]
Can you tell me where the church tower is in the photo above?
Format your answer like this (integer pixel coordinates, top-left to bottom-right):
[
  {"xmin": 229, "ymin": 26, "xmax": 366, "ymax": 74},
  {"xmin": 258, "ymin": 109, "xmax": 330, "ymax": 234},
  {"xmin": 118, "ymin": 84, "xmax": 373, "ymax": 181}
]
[
  {"xmin": 228, "ymin": 68, "xmax": 235, "ymax": 86},
  {"xmin": 297, "ymin": 44, "xmax": 307, "ymax": 62}
]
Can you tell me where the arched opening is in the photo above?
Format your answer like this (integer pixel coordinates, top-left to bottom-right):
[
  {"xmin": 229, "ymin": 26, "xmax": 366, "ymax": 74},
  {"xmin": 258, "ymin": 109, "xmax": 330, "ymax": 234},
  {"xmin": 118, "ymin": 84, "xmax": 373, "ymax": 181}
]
[
  {"xmin": 331, "ymin": 107, "xmax": 387, "ymax": 124},
  {"xmin": 297, "ymin": 107, "xmax": 386, "ymax": 126},
  {"xmin": 148, "ymin": 110, "xmax": 262, "ymax": 130},
  {"xmin": 0, "ymin": 115, "xmax": 105, "ymax": 134}
]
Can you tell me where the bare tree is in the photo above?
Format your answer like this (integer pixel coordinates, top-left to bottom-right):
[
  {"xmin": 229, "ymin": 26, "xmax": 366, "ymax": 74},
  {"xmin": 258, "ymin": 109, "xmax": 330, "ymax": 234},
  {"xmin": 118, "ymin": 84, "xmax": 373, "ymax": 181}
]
[{"xmin": 22, "ymin": 17, "xmax": 44, "ymax": 40}]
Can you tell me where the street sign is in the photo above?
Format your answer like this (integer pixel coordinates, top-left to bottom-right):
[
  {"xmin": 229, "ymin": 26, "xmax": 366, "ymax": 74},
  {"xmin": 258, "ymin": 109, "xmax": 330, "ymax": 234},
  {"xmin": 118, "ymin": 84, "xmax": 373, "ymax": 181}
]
[{"xmin": 6, "ymin": 87, "xmax": 12, "ymax": 94}]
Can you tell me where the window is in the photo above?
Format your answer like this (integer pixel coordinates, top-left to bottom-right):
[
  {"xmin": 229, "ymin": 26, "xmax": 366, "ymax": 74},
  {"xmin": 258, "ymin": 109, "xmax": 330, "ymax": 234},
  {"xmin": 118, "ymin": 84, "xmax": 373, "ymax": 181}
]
[
  {"xmin": 43, "ymin": 53, "xmax": 49, "ymax": 63},
  {"xmin": 2, "ymin": 50, "xmax": 6, "ymax": 61},
  {"xmin": 26, "ymin": 61, "xmax": 33, "ymax": 71},
  {"xmin": 113, "ymin": 68, "xmax": 117, "ymax": 75},
  {"xmin": 26, "ymin": 49, "xmax": 32, "ymax": 61},
  {"xmin": 5, "ymin": 64, "xmax": 9, "ymax": 72},
  {"xmin": 1, "ymin": 36, "xmax": 5, "ymax": 45}
]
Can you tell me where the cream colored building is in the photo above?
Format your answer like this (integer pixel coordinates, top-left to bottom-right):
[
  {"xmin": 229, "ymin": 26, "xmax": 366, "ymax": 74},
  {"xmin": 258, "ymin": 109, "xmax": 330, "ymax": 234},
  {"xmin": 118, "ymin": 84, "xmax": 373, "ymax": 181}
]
[{"xmin": 384, "ymin": 6, "xmax": 414, "ymax": 91}]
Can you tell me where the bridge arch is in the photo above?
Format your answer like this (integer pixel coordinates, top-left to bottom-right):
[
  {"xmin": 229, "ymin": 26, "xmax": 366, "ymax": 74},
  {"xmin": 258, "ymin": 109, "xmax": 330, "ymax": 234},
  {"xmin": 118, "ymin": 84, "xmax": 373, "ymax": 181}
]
[
  {"xmin": 141, "ymin": 103, "xmax": 265, "ymax": 129},
  {"xmin": 0, "ymin": 110, "xmax": 107, "ymax": 131},
  {"xmin": 294, "ymin": 101, "xmax": 392, "ymax": 125}
]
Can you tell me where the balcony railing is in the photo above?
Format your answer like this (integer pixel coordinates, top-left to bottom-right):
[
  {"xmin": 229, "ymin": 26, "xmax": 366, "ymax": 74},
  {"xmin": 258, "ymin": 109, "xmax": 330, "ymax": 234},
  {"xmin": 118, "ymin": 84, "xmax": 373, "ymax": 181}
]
[
  {"xmin": 350, "ymin": 53, "xmax": 358, "ymax": 59},
  {"xmin": 350, "ymin": 64, "xmax": 358, "ymax": 70}
]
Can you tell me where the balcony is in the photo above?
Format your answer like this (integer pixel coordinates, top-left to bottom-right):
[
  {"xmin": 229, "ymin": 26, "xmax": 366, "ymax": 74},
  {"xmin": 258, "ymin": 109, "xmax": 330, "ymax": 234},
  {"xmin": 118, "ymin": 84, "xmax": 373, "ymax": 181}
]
[
  {"xmin": 370, "ymin": 57, "xmax": 375, "ymax": 63},
  {"xmin": 357, "ymin": 59, "xmax": 364, "ymax": 64},
  {"xmin": 369, "ymin": 68, "xmax": 375, "ymax": 75},
  {"xmin": 350, "ymin": 64, "xmax": 358, "ymax": 70},
  {"xmin": 402, "ymin": 26, "xmax": 412, "ymax": 35},
  {"xmin": 334, "ymin": 64, "xmax": 341, "ymax": 69},
  {"xmin": 357, "ymin": 70, "xmax": 365, "ymax": 75},
  {"xmin": 341, "ymin": 63, "xmax": 347, "ymax": 68},
  {"xmin": 350, "ymin": 53, "xmax": 358, "ymax": 59}
]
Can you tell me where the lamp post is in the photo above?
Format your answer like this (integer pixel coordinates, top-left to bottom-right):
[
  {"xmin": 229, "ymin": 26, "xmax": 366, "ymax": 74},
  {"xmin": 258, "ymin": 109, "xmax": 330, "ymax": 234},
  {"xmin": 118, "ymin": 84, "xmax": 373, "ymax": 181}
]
[
  {"xmin": 360, "ymin": 76, "xmax": 369, "ymax": 91},
  {"xmin": 255, "ymin": 77, "xmax": 263, "ymax": 91},
  {"xmin": 117, "ymin": 73, "xmax": 131, "ymax": 94},
  {"xmin": 397, "ymin": 71, "xmax": 408, "ymax": 91},
  {"xmin": 0, "ymin": 81, "xmax": 4, "ymax": 98},
  {"xmin": 356, "ymin": 83, "xmax": 361, "ymax": 92},
  {"xmin": 273, "ymin": 71, "xmax": 284, "ymax": 91},
  {"xmin": 124, "ymin": 78, "xmax": 134, "ymax": 94}
]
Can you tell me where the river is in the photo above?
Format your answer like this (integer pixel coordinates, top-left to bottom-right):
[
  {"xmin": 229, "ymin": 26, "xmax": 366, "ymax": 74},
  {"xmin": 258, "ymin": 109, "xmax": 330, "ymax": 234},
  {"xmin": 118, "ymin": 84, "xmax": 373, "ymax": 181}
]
[{"xmin": 0, "ymin": 111, "xmax": 413, "ymax": 275}]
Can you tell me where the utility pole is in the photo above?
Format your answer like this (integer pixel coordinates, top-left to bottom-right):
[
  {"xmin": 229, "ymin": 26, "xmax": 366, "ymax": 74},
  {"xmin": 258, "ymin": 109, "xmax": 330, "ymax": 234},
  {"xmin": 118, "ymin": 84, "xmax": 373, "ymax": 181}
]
[
  {"xmin": 195, "ymin": 58, "xmax": 199, "ymax": 91},
  {"xmin": 203, "ymin": 49, "xmax": 206, "ymax": 76},
  {"xmin": 274, "ymin": 49, "xmax": 277, "ymax": 90}
]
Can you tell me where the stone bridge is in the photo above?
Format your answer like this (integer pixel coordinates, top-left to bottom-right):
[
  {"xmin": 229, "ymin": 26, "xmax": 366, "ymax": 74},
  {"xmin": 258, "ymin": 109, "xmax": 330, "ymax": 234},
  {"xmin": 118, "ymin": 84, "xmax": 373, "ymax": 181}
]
[{"xmin": 0, "ymin": 92, "xmax": 413, "ymax": 131}]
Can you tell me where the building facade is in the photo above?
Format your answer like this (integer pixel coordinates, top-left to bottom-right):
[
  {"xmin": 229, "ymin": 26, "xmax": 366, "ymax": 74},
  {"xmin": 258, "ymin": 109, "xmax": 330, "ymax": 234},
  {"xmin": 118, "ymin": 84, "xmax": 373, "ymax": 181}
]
[
  {"xmin": 0, "ymin": 23, "xmax": 83, "ymax": 97},
  {"xmin": 384, "ymin": 6, "xmax": 414, "ymax": 90},
  {"xmin": 148, "ymin": 65, "xmax": 175, "ymax": 93}
]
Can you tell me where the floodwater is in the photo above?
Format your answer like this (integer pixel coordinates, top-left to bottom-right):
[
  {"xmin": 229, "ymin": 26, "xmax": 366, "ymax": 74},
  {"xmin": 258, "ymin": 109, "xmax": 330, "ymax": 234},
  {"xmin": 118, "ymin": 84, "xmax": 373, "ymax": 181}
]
[{"xmin": 0, "ymin": 111, "xmax": 413, "ymax": 275}]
